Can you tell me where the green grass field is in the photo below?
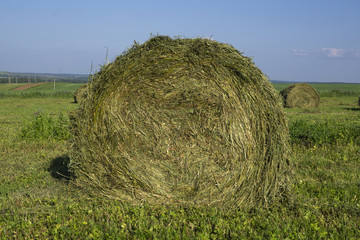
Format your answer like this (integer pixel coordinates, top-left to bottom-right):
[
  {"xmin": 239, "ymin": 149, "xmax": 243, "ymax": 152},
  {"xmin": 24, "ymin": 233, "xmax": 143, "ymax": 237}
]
[
  {"xmin": 273, "ymin": 83, "xmax": 360, "ymax": 97},
  {"xmin": 0, "ymin": 82, "xmax": 85, "ymax": 98},
  {"xmin": 0, "ymin": 82, "xmax": 359, "ymax": 239}
]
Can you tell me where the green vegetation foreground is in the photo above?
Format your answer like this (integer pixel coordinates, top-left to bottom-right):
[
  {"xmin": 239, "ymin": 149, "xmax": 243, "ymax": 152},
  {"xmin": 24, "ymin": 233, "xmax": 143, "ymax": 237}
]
[{"xmin": 0, "ymin": 83, "xmax": 359, "ymax": 238}]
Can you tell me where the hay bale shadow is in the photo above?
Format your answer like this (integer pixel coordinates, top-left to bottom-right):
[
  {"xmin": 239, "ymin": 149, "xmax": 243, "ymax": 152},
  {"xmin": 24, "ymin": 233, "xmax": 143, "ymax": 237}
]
[
  {"xmin": 344, "ymin": 107, "xmax": 360, "ymax": 111},
  {"xmin": 48, "ymin": 155, "xmax": 74, "ymax": 181}
]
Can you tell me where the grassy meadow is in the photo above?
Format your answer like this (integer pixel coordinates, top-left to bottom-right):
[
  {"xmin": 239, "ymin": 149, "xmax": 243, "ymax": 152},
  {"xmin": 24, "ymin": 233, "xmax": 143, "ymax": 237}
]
[{"xmin": 0, "ymin": 82, "xmax": 359, "ymax": 239}]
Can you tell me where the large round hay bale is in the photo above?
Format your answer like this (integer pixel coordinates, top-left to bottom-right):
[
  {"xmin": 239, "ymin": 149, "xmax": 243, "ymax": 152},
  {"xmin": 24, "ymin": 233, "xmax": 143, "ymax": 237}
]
[
  {"xmin": 279, "ymin": 83, "xmax": 320, "ymax": 108},
  {"xmin": 73, "ymin": 84, "xmax": 88, "ymax": 103},
  {"xmin": 69, "ymin": 36, "xmax": 291, "ymax": 208}
]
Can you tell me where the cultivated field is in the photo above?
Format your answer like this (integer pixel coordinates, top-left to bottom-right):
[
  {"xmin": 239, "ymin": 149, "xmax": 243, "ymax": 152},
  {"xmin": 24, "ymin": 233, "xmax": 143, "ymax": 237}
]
[{"xmin": 0, "ymin": 82, "xmax": 359, "ymax": 238}]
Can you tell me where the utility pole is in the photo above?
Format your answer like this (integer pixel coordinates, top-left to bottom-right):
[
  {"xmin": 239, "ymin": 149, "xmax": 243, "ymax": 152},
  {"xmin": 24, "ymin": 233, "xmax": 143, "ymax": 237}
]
[
  {"xmin": 8, "ymin": 74, "xmax": 11, "ymax": 84},
  {"xmin": 16, "ymin": 76, "xmax": 18, "ymax": 84},
  {"xmin": 53, "ymin": 77, "xmax": 56, "ymax": 90}
]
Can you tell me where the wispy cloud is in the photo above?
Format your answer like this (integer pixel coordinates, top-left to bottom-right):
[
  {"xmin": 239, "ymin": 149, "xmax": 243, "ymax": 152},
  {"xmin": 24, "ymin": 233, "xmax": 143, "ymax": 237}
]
[
  {"xmin": 321, "ymin": 48, "xmax": 347, "ymax": 58},
  {"xmin": 292, "ymin": 48, "xmax": 360, "ymax": 59},
  {"xmin": 292, "ymin": 49, "xmax": 313, "ymax": 57}
]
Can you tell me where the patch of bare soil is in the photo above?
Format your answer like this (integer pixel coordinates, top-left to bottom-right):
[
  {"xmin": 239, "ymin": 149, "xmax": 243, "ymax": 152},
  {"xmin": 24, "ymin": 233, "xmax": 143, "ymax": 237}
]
[{"xmin": 12, "ymin": 82, "xmax": 47, "ymax": 91}]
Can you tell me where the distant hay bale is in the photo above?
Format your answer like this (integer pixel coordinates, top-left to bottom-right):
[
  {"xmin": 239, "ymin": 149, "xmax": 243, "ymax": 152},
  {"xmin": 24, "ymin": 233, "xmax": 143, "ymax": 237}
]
[
  {"xmin": 280, "ymin": 83, "xmax": 320, "ymax": 108},
  {"xmin": 69, "ymin": 36, "xmax": 291, "ymax": 208},
  {"xmin": 73, "ymin": 84, "xmax": 88, "ymax": 103}
]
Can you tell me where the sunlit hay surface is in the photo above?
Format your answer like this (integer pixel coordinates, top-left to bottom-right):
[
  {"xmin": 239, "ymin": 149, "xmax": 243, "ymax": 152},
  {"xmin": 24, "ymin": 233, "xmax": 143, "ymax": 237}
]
[
  {"xmin": 73, "ymin": 84, "xmax": 88, "ymax": 103},
  {"xmin": 280, "ymin": 83, "xmax": 320, "ymax": 108},
  {"xmin": 69, "ymin": 36, "xmax": 291, "ymax": 209}
]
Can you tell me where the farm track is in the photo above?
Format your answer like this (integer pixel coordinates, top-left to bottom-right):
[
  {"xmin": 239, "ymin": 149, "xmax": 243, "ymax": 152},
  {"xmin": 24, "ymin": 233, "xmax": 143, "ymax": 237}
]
[{"xmin": 11, "ymin": 82, "xmax": 47, "ymax": 91}]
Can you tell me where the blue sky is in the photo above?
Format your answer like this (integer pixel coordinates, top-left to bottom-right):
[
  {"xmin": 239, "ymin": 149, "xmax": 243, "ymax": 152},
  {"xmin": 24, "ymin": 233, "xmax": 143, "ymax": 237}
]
[{"xmin": 1, "ymin": 0, "xmax": 359, "ymax": 83}]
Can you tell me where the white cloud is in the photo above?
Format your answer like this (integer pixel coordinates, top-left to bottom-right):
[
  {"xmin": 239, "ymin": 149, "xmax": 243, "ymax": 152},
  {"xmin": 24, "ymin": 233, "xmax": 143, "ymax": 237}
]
[
  {"xmin": 292, "ymin": 48, "xmax": 360, "ymax": 59},
  {"xmin": 320, "ymin": 48, "xmax": 347, "ymax": 58},
  {"xmin": 353, "ymin": 50, "xmax": 360, "ymax": 58},
  {"xmin": 292, "ymin": 49, "xmax": 312, "ymax": 56}
]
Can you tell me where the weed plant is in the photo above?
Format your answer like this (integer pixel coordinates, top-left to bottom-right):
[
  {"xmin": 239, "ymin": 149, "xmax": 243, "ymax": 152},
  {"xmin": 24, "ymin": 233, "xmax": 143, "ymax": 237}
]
[
  {"xmin": 289, "ymin": 118, "xmax": 360, "ymax": 146},
  {"xmin": 20, "ymin": 111, "xmax": 71, "ymax": 141}
]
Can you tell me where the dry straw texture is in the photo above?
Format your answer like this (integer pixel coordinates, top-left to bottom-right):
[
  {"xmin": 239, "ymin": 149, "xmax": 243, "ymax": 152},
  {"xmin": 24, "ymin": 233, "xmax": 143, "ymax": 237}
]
[
  {"xmin": 69, "ymin": 36, "xmax": 291, "ymax": 209},
  {"xmin": 73, "ymin": 84, "xmax": 88, "ymax": 103},
  {"xmin": 280, "ymin": 83, "xmax": 320, "ymax": 108}
]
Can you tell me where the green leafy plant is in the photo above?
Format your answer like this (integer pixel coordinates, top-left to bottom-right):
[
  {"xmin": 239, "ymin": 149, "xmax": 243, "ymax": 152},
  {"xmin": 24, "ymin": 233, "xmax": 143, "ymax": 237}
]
[
  {"xmin": 289, "ymin": 118, "xmax": 360, "ymax": 146},
  {"xmin": 20, "ymin": 111, "xmax": 71, "ymax": 141}
]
